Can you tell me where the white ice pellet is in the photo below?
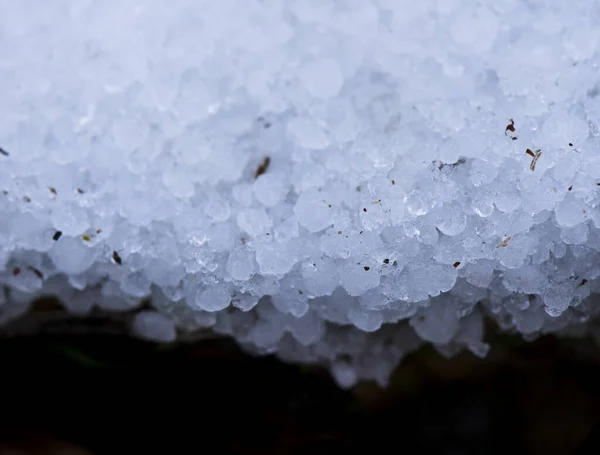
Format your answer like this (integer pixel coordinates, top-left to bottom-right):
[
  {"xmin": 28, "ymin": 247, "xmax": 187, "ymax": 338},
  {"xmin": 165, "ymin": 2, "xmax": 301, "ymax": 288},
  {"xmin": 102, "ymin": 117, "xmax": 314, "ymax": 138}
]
[
  {"xmin": 226, "ymin": 247, "xmax": 256, "ymax": 281},
  {"xmin": 237, "ymin": 208, "xmax": 273, "ymax": 238},
  {"xmin": 189, "ymin": 284, "xmax": 232, "ymax": 313},
  {"xmin": 204, "ymin": 193, "xmax": 231, "ymax": 222},
  {"xmin": 255, "ymin": 241, "xmax": 298, "ymax": 276},
  {"xmin": 293, "ymin": 190, "xmax": 333, "ymax": 233},
  {"xmin": 556, "ymin": 195, "xmax": 589, "ymax": 228},
  {"xmin": 253, "ymin": 173, "xmax": 289, "ymax": 208},
  {"xmin": 298, "ymin": 58, "xmax": 344, "ymax": 100},
  {"xmin": 286, "ymin": 310, "xmax": 324, "ymax": 346},
  {"xmin": 287, "ymin": 117, "xmax": 330, "ymax": 150},
  {"xmin": 47, "ymin": 237, "xmax": 100, "ymax": 276},
  {"xmin": 132, "ymin": 311, "xmax": 177, "ymax": 343},
  {"xmin": 469, "ymin": 159, "xmax": 499, "ymax": 187},
  {"xmin": 50, "ymin": 205, "xmax": 91, "ymax": 237},
  {"xmin": 339, "ymin": 262, "xmax": 380, "ymax": 297},
  {"xmin": 347, "ymin": 307, "xmax": 383, "ymax": 332}
]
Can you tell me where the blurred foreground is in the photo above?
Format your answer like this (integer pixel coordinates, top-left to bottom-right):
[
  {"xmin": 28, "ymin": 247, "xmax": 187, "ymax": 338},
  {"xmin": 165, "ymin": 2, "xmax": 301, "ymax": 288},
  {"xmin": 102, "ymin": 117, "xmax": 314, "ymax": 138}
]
[{"xmin": 1, "ymin": 307, "xmax": 600, "ymax": 454}]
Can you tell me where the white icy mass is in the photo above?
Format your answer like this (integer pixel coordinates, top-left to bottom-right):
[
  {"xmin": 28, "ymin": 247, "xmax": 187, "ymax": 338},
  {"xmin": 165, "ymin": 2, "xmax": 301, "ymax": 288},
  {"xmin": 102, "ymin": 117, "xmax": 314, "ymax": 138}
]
[{"xmin": 2, "ymin": 0, "xmax": 600, "ymax": 387}]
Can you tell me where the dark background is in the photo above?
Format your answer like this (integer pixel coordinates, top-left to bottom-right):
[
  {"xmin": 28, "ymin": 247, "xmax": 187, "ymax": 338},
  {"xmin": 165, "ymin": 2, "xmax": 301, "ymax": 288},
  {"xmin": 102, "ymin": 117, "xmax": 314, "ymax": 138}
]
[{"xmin": 1, "ymin": 309, "xmax": 600, "ymax": 454}]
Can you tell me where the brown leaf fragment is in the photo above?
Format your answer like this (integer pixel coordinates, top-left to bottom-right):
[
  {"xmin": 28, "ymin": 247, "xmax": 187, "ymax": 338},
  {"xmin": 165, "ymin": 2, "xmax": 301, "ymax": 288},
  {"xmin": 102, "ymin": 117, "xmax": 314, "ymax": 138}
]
[
  {"xmin": 112, "ymin": 251, "xmax": 122, "ymax": 265},
  {"xmin": 28, "ymin": 266, "xmax": 43, "ymax": 279},
  {"xmin": 496, "ymin": 236, "xmax": 513, "ymax": 248},
  {"xmin": 505, "ymin": 119, "xmax": 518, "ymax": 140},
  {"xmin": 526, "ymin": 149, "xmax": 542, "ymax": 171},
  {"xmin": 254, "ymin": 156, "xmax": 271, "ymax": 179}
]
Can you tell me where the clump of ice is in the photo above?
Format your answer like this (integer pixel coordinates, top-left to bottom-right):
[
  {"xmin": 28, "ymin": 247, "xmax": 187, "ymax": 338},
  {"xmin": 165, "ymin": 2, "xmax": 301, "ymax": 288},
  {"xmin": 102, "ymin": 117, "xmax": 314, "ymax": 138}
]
[{"xmin": 2, "ymin": 0, "xmax": 600, "ymax": 388}]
